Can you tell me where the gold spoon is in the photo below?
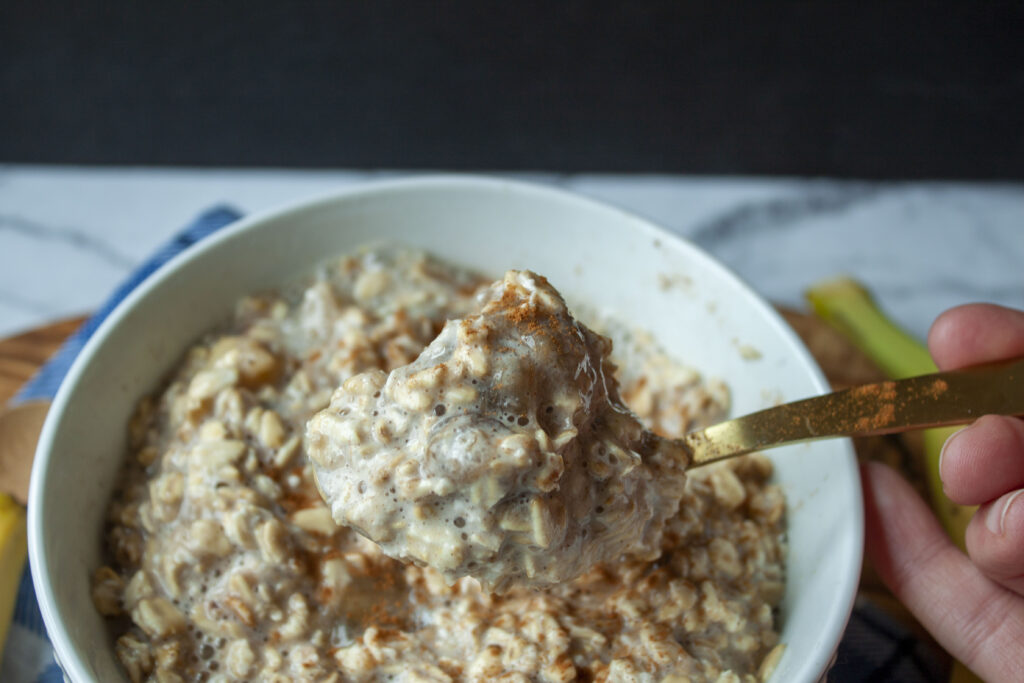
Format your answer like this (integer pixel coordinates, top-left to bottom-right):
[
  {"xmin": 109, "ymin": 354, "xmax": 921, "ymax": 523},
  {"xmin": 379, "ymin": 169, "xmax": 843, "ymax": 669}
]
[{"xmin": 682, "ymin": 356, "xmax": 1024, "ymax": 468}]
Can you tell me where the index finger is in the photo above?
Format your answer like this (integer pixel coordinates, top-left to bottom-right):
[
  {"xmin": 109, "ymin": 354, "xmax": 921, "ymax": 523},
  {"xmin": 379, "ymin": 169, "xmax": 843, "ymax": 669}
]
[{"xmin": 928, "ymin": 303, "xmax": 1024, "ymax": 371}]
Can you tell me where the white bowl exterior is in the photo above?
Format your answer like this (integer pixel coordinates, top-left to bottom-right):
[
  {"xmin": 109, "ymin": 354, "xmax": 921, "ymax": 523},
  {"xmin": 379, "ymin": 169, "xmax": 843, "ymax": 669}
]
[{"xmin": 29, "ymin": 176, "xmax": 862, "ymax": 683}]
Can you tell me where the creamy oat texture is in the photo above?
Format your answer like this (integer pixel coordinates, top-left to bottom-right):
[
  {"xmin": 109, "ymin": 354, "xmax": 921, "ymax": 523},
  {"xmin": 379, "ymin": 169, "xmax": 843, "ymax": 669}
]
[
  {"xmin": 94, "ymin": 246, "xmax": 787, "ymax": 683},
  {"xmin": 307, "ymin": 270, "xmax": 687, "ymax": 592}
]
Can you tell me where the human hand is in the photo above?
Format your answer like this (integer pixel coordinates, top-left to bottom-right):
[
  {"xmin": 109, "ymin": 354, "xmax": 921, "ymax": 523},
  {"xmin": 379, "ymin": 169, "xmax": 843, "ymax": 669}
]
[{"xmin": 861, "ymin": 303, "xmax": 1024, "ymax": 683}]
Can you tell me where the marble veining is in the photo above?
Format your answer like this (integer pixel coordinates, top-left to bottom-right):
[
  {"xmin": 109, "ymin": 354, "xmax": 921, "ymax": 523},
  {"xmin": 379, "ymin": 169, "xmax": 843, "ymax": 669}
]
[
  {"xmin": 0, "ymin": 213, "xmax": 135, "ymax": 269},
  {"xmin": 686, "ymin": 181, "xmax": 886, "ymax": 246},
  {"xmin": 0, "ymin": 165, "xmax": 1021, "ymax": 342}
]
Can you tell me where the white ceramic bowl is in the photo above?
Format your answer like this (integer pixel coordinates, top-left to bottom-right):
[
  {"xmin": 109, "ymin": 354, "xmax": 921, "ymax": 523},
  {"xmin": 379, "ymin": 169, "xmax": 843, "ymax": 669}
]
[{"xmin": 29, "ymin": 175, "xmax": 862, "ymax": 682}]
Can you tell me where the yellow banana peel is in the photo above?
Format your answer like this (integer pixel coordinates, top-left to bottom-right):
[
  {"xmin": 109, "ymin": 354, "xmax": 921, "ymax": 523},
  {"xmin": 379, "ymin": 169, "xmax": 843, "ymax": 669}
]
[
  {"xmin": 806, "ymin": 278, "xmax": 974, "ymax": 548},
  {"xmin": 806, "ymin": 277, "xmax": 979, "ymax": 683},
  {"xmin": 0, "ymin": 492, "xmax": 27, "ymax": 663}
]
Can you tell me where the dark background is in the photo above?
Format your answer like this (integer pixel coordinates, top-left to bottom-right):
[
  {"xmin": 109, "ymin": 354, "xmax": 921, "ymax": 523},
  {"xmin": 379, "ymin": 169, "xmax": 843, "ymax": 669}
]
[{"xmin": 3, "ymin": 1, "xmax": 1023, "ymax": 179}]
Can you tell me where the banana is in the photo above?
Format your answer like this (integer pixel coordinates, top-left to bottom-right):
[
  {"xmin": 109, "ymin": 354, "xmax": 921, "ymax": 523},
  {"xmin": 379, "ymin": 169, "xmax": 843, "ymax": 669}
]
[
  {"xmin": 806, "ymin": 277, "xmax": 974, "ymax": 548},
  {"xmin": 0, "ymin": 492, "xmax": 27, "ymax": 662}
]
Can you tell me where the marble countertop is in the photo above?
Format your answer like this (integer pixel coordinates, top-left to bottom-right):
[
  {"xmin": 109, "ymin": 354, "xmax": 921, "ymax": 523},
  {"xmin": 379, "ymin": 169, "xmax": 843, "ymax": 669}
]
[{"xmin": 1, "ymin": 165, "xmax": 1022, "ymax": 342}]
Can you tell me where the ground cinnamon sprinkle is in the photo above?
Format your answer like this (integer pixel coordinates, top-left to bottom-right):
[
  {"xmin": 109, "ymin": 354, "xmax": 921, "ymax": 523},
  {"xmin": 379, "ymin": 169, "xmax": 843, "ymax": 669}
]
[
  {"xmin": 494, "ymin": 274, "xmax": 570, "ymax": 356},
  {"xmin": 854, "ymin": 402, "xmax": 896, "ymax": 432},
  {"xmin": 275, "ymin": 478, "xmax": 320, "ymax": 514},
  {"xmin": 851, "ymin": 381, "xmax": 896, "ymax": 401},
  {"xmin": 876, "ymin": 402, "xmax": 896, "ymax": 426},
  {"xmin": 925, "ymin": 378, "xmax": 949, "ymax": 399},
  {"xmin": 842, "ymin": 379, "xmax": 903, "ymax": 433}
]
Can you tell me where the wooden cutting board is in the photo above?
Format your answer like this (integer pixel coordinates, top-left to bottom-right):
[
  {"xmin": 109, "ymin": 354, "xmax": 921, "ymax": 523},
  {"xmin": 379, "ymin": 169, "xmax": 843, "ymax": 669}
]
[{"xmin": 0, "ymin": 316, "xmax": 87, "ymax": 407}]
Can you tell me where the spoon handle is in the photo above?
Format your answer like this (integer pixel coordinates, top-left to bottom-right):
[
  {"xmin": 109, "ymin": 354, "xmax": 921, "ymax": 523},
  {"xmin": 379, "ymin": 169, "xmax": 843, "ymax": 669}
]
[{"xmin": 682, "ymin": 356, "xmax": 1024, "ymax": 468}]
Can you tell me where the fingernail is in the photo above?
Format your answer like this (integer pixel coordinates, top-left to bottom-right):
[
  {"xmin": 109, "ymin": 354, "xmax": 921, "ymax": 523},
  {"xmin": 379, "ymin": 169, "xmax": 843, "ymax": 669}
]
[
  {"xmin": 938, "ymin": 426, "xmax": 968, "ymax": 484},
  {"xmin": 985, "ymin": 489, "xmax": 1024, "ymax": 536}
]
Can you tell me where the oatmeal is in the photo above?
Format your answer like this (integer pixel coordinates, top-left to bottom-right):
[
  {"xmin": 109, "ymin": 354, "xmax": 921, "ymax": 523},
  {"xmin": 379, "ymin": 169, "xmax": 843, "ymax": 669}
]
[
  {"xmin": 307, "ymin": 270, "xmax": 688, "ymax": 592},
  {"xmin": 94, "ymin": 246, "xmax": 787, "ymax": 683}
]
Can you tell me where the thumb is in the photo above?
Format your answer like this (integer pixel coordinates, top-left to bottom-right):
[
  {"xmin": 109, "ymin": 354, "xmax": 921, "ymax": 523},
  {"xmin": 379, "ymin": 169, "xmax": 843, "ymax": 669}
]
[{"xmin": 861, "ymin": 461, "xmax": 1024, "ymax": 683}]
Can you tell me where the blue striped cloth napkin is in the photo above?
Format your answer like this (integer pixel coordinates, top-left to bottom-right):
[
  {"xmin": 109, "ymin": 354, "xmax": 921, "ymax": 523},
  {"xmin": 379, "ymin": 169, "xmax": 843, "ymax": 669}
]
[{"xmin": 3, "ymin": 204, "xmax": 946, "ymax": 683}]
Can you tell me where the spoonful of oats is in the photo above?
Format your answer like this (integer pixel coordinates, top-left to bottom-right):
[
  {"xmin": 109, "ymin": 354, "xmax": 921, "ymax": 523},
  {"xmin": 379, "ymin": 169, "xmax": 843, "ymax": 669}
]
[
  {"xmin": 307, "ymin": 271, "xmax": 1024, "ymax": 593},
  {"xmin": 307, "ymin": 271, "xmax": 682, "ymax": 593}
]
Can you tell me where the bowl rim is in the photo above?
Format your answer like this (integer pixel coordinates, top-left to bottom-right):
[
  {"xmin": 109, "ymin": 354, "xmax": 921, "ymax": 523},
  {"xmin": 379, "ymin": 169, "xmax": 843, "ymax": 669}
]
[{"xmin": 28, "ymin": 173, "xmax": 863, "ymax": 682}]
